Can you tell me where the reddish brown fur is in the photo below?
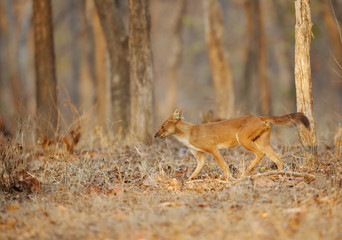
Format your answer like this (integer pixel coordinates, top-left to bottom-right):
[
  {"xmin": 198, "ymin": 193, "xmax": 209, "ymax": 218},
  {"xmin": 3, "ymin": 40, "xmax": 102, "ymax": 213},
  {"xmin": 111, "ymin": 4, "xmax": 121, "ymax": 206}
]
[{"xmin": 155, "ymin": 109, "xmax": 310, "ymax": 180}]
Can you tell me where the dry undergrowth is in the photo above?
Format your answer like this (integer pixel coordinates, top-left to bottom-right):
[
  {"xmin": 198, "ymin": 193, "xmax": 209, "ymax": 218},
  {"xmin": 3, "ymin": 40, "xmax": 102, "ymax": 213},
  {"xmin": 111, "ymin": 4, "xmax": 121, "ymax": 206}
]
[{"xmin": 0, "ymin": 136, "xmax": 341, "ymax": 240}]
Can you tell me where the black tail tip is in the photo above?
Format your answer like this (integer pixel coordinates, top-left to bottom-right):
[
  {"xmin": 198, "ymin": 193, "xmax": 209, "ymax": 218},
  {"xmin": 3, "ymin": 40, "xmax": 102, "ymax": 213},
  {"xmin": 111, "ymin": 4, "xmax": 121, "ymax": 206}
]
[{"xmin": 299, "ymin": 113, "xmax": 310, "ymax": 130}]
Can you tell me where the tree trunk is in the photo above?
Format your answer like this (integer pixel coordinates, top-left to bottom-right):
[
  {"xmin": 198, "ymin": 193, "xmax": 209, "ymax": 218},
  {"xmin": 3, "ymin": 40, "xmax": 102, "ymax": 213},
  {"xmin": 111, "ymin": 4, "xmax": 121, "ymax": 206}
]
[
  {"xmin": 319, "ymin": 0, "xmax": 342, "ymax": 97},
  {"xmin": 129, "ymin": 0, "xmax": 154, "ymax": 144},
  {"xmin": 294, "ymin": 0, "xmax": 318, "ymax": 167},
  {"xmin": 94, "ymin": 0, "xmax": 130, "ymax": 138},
  {"xmin": 320, "ymin": 0, "xmax": 342, "ymax": 64},
  {"xmin": 257, "ymin": 1, "xmax": 270, "ymax": 116},
  {"xmin": 243, "ymin": 0, "xmax": 257, "ymax": 113},
  {"xmin": 204, "ymin": 0, "xmax": 235, "ymax": 119},
  {"xmin": 164, "ymin": 0, "xmax": 185, "ymax": 117},
  {"xmin": 243, "ymin": 0, "xmax": 270, "ymax": 115},
  {"xmin": 0, "ymin": 2, "xmax": 7, "ymax": 115},
  {"xmin": 91, "ymin": 1, "xmax": 109, "ymax": 131},
  {"xmin": 18, "ymin": 1, "xmax": 34, "ymax": 117},
  {"xmin": 68, "ymin": 1, "xmax": 80, "ymax": 108},
  {"xmin": 33, "ymin": 0, "xmax": 58, "ymax": 140},
  {"xmin": 269, "ymin": 0, "xmax": 295, "ymax": 113},
  {"xmin": 1, "ymin": 1, "xmax": 27, "ymax": 119},
  {"xmin": 79, "ymin": 0, "xmax": 95, "ymax": 113}
]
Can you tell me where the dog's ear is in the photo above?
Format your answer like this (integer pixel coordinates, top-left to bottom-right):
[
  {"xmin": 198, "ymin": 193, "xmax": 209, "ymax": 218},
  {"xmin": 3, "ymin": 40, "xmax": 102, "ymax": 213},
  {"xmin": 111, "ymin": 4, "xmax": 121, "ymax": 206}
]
[{"xmin": 171, "ymin": 108, "xmax": 182, "ymax": 120}]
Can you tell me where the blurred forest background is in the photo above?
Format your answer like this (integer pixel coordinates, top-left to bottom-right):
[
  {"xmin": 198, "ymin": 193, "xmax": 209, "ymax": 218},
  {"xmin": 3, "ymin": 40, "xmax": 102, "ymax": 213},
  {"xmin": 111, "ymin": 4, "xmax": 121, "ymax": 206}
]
[{"xmin": 0, "ymin": 0, "xmax": 341, "ymax": 145}]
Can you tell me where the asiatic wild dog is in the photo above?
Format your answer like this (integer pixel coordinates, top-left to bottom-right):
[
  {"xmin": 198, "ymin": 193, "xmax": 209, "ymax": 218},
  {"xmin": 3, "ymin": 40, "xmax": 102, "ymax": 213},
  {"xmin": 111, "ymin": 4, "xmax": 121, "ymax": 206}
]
[{"xmin": 155, "ymin": 108, "xmax": 310, "ymax": 180}]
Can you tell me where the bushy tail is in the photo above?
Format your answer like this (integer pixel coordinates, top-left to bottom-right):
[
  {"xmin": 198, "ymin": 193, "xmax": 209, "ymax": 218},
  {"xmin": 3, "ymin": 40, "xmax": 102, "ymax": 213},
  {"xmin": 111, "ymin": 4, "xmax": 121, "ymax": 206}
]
[{"xmin": 262, "ymin": 113, "xmax": 310, "ymax": 130}]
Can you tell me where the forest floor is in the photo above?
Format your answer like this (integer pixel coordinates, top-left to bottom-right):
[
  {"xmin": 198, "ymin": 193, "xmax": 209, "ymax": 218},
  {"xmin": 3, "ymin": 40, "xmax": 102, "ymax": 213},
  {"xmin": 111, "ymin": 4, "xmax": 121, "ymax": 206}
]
[{"xmin": 0, "ymin": 136, "xmax": 341, "ymax": 240}]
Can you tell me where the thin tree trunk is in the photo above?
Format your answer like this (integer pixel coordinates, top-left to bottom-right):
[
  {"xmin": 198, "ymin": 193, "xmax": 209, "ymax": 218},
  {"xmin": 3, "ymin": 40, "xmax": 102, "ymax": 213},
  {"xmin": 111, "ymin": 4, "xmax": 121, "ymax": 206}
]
[
  {"xmin": 243, "ymin": 0, "xmax": 270, "ymax": 115},
  {"xmin": 319, "ymin": 0, "xmax": 342, "ymax": 95},
  {"xmin": 33, "ymin": 0, "xmax": 58, "ymax": 140},
  {"xmin": 94, "ymin": 0, "xmax": 130, "ymax": 138},
  {"xmin": 129, "ymin": 0, "xmax": 154, "ymax": 144},
  {"xmin": 0, "ymin": 2, "xmax": 6, "ymax": 117},
  {"xmin": 294, "ymin": 0, "xmax": 318, "ymax": 166},
  {"xmin": 242, "ymin": 0, "xmax": 257, "ymax": 113},
  {"xmin": 320, "ymin": 0, "xmax": 342, "ymax": 63},
  {"xmin": 269, "ymin": 0, "xmax": 295, "ymax": 113},
  {"xmin": 18, "ymin": 1, "xmax": 34, "ymax": 116},
  {"xmin": 4, "ymin": 0, "xmax": 27, "ymax": 118},
  {"xmin": 91, "ymin": 1, "xmax": 109, "ymax": 131},
  {"xmin": 257, "ymin": 1, "xmax": 270, "ymax": 116},
  {"xmin": 79, "ymin": 0, "xmax": 95, "ymax": 113},
  {"xmin": 204, "ymin": 0, "xmax": 235, "ymax": 119},
  {"xmin": 164, "ymin": 0, "xmax": 185, "ymax": 117},
  {"xmin": 68, "ymin": 1, "xmax": 80, "ymax": 108}
]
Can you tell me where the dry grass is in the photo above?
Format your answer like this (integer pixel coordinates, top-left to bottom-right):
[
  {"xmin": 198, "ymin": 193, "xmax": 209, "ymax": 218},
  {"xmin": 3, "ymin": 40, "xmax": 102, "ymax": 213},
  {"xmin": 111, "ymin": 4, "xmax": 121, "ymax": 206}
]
[{"xmin": 0, "ymin": 136, "xmax": 342, "ymax": 240}]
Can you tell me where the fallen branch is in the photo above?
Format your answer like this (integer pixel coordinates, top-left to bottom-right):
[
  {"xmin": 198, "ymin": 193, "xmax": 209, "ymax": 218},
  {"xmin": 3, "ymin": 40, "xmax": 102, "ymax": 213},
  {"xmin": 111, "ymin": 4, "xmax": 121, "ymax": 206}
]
[
  {"xmin": 230, "ymin": 170, "xmax": 318, "ymax": 185},
  {"xmin": 185, "ymin": 170, "xmax": 319, "ymax": 185},
  {"xmin": 252, "ymin": 170, "xmax": 317, "ymax": 179}
]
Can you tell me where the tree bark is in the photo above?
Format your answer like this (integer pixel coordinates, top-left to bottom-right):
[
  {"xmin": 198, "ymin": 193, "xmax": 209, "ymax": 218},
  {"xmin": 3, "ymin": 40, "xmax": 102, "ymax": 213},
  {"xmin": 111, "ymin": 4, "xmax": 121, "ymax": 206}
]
[
  {"xmin": 243, "ymin": 0, "xmax": 270, "ymax": 115},
  {"xmin": 1, "ymin": 1, "xmax": 28, "ymax": 119},
  {"xmin": 269, "ymin": 0, "xmax": 295, "ymax": 113},
  {"xmin": 204, "ymin": 0, "xmax": 235, "ymax": 119},
  {"xmin": 164, "ymin": 0, "xmax": 185, "ymax": 117},
  {"xmin": 33, "ymin": 0, "xmax": 58, "ymax": 140},
  {"xmin": 243, "ymin": 0, "xmax": 257, "ymax": 113},
  {"xmin": 68, "ymin": 1, "xmax": 80, "ymax": 108},
  {"xmin": 257, "ymin": 1, "xmax": 270, "ymax": 116},
  {"xmin": 320, "ymin": 0, "xmax": 342, "ymax": 64},
  {"xmin": 294, "ymin": 0, "xmax": 318, "ymax": 166},
  {"xmin": 319, "ymin": 0, "xmax": 342, "ymax": 95},
  {"xmin": 0, "ymin": 2, "xmax": 7, "ymax": 115},
  {"xmin": 94, "ymin": 0, "xmax": 130, "ymax": 138},
  {"xmin": 79, "ymin": 0, "xmax": 95, "ymax": 113},
  {"xmin": 91, "ymin": 1, "xmax": 109, "ymax": 131},
  {"xmin": 129, "ymin": 0, "xmax": 154, "ymax": 144},
  {"xmin": 18, "ymin": 1, "xmax": 34, "ymax": 117}
]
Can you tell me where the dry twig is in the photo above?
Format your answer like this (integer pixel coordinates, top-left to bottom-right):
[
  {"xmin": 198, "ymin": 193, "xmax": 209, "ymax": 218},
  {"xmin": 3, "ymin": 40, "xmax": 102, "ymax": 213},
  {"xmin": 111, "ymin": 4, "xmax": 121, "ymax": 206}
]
[{"xmin": 229, "ymin": 170, "xmax": 318, "ymax": 185}]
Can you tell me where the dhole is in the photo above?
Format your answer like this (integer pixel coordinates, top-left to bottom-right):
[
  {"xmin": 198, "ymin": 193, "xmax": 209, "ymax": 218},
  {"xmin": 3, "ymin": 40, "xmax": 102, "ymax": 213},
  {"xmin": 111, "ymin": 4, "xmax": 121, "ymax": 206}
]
[{"xmin": 155, "ymin": 108, "xmax": 310, "ymax": 180}]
